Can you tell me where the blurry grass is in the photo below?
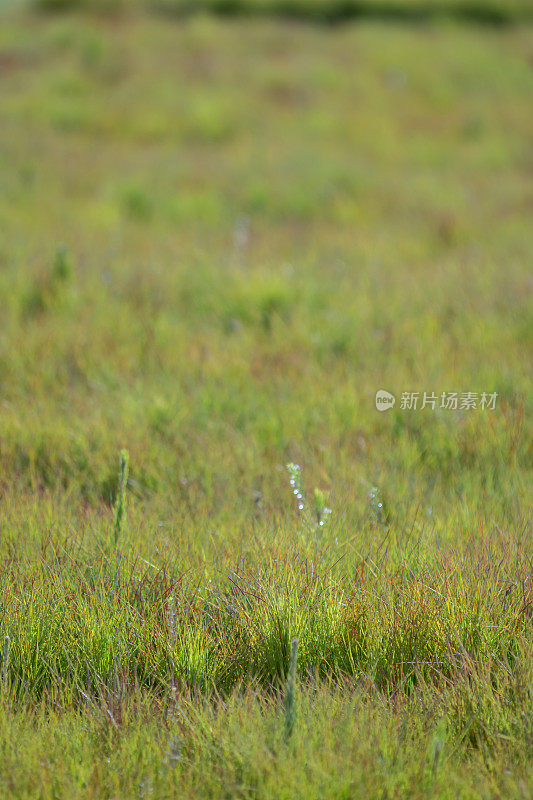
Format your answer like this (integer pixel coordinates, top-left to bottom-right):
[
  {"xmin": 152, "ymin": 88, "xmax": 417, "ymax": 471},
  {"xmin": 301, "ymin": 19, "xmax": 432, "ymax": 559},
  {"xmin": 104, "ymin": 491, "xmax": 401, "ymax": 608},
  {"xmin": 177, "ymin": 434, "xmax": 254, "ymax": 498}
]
[
  {"xmin": 0, "ymin": 3, "xmax": 532, "ymax": 796},
  {"xmin": 26, "ymin": 0, "xmax": 533, "ymax": 24},
  {"xmin": 153, "ymin": 0, "xmax": 533, "ymax": 25}
]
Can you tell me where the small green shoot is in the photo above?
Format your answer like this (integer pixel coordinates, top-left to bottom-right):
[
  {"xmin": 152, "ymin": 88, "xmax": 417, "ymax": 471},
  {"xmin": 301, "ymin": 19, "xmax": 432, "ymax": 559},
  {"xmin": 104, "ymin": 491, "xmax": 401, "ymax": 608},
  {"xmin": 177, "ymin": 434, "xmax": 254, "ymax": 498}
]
[{"xmin": 113, "ymin": 449, "xmax": 129, "ymax": 547}]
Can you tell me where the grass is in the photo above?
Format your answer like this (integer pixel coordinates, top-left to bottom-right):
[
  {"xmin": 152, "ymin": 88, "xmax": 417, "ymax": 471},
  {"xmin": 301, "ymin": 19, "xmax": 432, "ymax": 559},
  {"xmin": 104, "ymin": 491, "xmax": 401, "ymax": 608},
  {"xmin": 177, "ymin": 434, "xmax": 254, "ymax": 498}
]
[
  {"xmin": 0, "ymin": 1, "xmax": 532, "ymax": 796},
  {"xmin": 1, "ymin": 674, "xmax": 532, "ymax": 798}
]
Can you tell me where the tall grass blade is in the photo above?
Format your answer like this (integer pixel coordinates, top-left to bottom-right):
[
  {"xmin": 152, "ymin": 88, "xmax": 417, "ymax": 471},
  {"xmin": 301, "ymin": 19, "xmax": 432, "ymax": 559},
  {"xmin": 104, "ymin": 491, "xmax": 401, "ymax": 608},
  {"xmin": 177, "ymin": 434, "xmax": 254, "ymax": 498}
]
[
  {"xmin": 284, "ymin": 637, "xmax": 299, "ymax": 742},
  {"xmin": 113, "ymin": 449, "xmax": 129, "ymax": 547}
]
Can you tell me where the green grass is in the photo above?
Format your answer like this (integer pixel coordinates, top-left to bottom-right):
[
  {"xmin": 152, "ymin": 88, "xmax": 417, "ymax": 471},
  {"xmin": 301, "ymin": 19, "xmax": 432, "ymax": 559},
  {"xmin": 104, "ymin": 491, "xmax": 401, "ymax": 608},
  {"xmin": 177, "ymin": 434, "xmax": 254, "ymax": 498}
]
[
  {"xmin": 1, "ymin": 673, "xmax": 532, "ymax": 798},
  {"xmin": 0, "ymin": 3, "xmax": 531, "ymax": 797}
]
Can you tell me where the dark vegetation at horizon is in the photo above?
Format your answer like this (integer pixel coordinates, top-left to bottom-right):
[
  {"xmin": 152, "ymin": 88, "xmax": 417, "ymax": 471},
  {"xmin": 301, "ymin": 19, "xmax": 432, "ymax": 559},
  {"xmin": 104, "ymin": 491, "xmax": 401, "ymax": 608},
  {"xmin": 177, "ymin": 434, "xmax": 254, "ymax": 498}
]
[
  {"xmin": 22, "ymin": 0, "xmax": 533, "ymax": 25},
  {"xmin": 0, "ymin": 1, "xmax": 531, "ymax": 796}
]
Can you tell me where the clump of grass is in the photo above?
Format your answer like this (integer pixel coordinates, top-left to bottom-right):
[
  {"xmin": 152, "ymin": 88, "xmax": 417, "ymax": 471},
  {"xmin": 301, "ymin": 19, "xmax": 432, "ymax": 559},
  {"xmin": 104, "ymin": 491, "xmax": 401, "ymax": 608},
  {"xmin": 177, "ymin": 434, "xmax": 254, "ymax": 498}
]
[
  {"xmin": 113, "ymin": 449, "xmax": 129, "ymax": 547},
  {"xmin": 120, "ymin": 185, "xmax": 154, "ymax": 221},
  {"xmin": 21, "ymin": 244, "xmax": 73, "ymax": 318},
  {"xmin": 52, "ymin": 244, "xmax": 72, "ymax": 283}
]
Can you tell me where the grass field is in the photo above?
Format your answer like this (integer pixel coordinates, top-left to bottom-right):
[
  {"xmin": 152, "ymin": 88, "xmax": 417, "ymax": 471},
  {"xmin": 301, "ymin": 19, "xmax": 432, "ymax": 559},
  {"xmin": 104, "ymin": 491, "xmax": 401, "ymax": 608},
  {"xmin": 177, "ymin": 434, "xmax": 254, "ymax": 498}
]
[{"xmin": 0, "ymin": 0, "xmax": 532, "ymax": 797}]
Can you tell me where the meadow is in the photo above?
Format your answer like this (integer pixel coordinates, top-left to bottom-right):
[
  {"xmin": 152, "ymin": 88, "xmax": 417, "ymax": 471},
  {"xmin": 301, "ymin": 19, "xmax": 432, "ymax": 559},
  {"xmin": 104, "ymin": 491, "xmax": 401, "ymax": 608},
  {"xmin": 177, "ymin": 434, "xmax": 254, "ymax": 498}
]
[{"xmin": 0, "ymin": 0, "xmax": 532, "ymax": 796}]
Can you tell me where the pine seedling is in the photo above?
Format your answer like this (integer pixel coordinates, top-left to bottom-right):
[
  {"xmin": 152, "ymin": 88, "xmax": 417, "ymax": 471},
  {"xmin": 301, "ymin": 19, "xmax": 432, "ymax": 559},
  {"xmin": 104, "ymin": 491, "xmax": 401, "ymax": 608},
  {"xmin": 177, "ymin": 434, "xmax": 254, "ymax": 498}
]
[
  {"xmin": 284, "ymin": 637, "xmax": 299, "ymax": 742},
  {"xmin": 113, "ymin": 449, "xmax": 129, "ymax": 547}
]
